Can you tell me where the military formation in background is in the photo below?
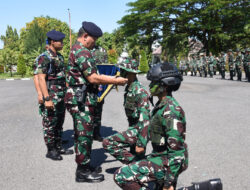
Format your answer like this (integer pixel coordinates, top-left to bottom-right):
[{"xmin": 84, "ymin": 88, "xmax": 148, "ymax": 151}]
[{"xmin": 179, "ymin": 48, "xmax": 250, "ymax": 82}]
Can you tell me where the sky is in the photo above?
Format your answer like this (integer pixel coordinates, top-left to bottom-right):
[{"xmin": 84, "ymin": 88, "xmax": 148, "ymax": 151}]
[{"xmin": 0, "ymin": 0, "xmax": 135, "ymax": 49}]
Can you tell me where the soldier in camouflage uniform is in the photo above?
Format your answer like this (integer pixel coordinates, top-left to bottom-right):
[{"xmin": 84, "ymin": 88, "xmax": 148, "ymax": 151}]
[
  {"xmin": 197, "ymin": 55, "xmax": 203, "ymax": 77},
  {"xmin": 227, "ymin": 49, "xmax": 235, "ymax": 80},
  {"xmin": 218, "ymin": 52, "xmax": 226, "ymax": 79},
  {"xmin": 234, "ymin": 49, "xmax": 243, "ymax": 81},
  {"xmin": 208, "ymin": 52, "xmax": 216, "ymax": 78},
  {"xmin": 35, "ymin": 30, "xmax": 73, "ymax": 161},
  {"xmin": 114, "ymin": 62, "xmax": 188, "ymax": 190},
  {"xmin": 200, "ymin": 53, "xmax": 207, "ymax": 78},
  {"xmin": 243, "ymin": 48, "xmax": 250, "ymax": 82},
  {"xmin": 190, "ymin": 55, "xmax": 197, "ymax": 76},
  {"xmin": 179, "ymin": 59, "xmax": 187, "ymax": 76},
  {"xmin": 103, "ymin": 58, "xmax": 150, "ymax": 164},
  {"xmin": 64, "ymin": 21, "xmax": 127, "ymax": 183}
]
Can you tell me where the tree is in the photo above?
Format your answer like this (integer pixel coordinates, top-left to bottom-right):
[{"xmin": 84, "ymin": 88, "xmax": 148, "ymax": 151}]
[
  {"xmin": 139, "ymin": 50, "xmax": 149, "ymax": 73},
  {"xmin": 0, "ymin": 25, "xmax": 20, "ymax": 51},
  {"xmin": 0, "ymin": 48, "xmax": 18, "ymax": 77},
  {"xmin": 17, "ymin": 54, "xmax": 26, "ymax": 77},
  {"xmin": 108, "ymin": 49, "xmax": 118, "ymax": 64}
]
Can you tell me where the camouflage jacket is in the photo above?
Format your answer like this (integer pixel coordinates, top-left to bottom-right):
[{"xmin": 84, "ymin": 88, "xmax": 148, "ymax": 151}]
[
  {"xmin": 149, "ymin": 95, "xmax": 187, "ymax": 159},
  {"xmin": 209, "ymin": 56, "xmax": 216, "ymax": 66},
  {"xmin": 65, "ymin": 41, "xmax": 99, "ymax": 106},
  {"xmin": 228, "ymin": 54, "xmax": 235, "ymax": 70},
  {"xmin": 234, "ymin": 55, "xmax": 243, "ymax": 67},
  {"xmin": 124, "ymin": 79, "xmax": 150, "ymax": 147},
  {"xmin": 35, "ymin": 49, "xmax": 66, "ymax": 103},
  {"xmin": 243, "ymin": 54, "xmax": 250, "ymax": 67},
  {"xmin": 36, "ymin": 49, "xmax": 65, "ymax": 80}
]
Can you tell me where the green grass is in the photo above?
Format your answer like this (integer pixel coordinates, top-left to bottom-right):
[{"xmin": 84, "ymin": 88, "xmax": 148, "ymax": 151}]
[{"xmin": 0, "ymin": 73, "xmax": 32, "ymax": 79}]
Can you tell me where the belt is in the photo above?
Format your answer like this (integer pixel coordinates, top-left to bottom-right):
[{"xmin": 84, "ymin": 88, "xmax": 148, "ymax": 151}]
[{"xmin": 48, "ymin": 80, "xmax": 66, "ymax": 86}]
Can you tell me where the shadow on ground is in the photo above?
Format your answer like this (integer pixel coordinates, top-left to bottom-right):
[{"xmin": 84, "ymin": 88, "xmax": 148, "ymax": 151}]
[{"xmin": 100, "ymin": 125, "xmax": 118, "ymax": 138}]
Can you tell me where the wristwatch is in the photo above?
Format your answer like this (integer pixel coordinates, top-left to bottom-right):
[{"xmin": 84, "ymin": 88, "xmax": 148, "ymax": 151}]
[{"xmin": 44, "ymin": 96, "xmax": 50, "ymax": 101}]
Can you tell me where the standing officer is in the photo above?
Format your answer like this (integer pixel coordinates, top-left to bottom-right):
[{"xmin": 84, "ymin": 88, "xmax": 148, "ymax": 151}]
[
  {"xmin": 243, "ymin": 48, "xmax": 250, "ymax": 82},
  {"xmin": 103, "ymin": 58, "xmax": 150, "ymax": 164},
  {"xmin": 114, "ymin": 62, "xmax": 188, "ymax": 190},
  {"xmin": 200, "ymin": 53, "xmax": 207, "ymax": 77},
  {"xmin": 64, "ymin": 21, "xmax": 128, "ymax": 183},
  {"xmin": 218, "ymin": 52, "xmax": 226, "ymax": 79},
  {"xmin": 208, "ymin": 52, "xmax": 215, "ymax": 77},
  {"xmin": 36, "ymin": 30, "xmax": 73, "ymax": 161},
  {"xmin": 227, "ymin": 49, "xmax": 235, "ymax": 80},
  {"xmin": 234, "ymin": 49, "xmax": 243, "ymax": 81}
]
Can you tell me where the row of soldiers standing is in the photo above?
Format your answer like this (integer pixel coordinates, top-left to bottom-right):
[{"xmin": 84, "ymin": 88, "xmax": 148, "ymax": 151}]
[{"xmin": 179, "ymin": 48, "xmax": 250, "ymax": 82}]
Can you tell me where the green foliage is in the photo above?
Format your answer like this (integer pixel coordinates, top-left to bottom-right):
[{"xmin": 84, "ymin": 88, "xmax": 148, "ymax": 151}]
[
  {"xmin": 139, "ymin": 50, "xmax": 149, "ymax": 73},
  {"xmin": 108, "ymin": 49, "xmax": 118, "ymax": 64},
  {"xmin": 0, "ymin": 48, "xmax": 18, "ymax": 77},
  {"xmin": 23, "ymin": 21, "xmax": 46, "ymax": 54},
  {"xmin": 17, "ymin": 54, "xmax": 26, "ymax": 77},
  {"xmin": 0, "ymin": 25, "xmax": 20, "ymax": 51}
]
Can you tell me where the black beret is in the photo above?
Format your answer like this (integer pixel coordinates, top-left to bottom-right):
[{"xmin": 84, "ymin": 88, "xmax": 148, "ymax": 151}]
[
  {"xmin": 82, "ymin": 21, "xmax": 103, "ymax": 37},
  {"xmin": 46, "ymin": 30, "xmax": 65, "ymax": 41}
]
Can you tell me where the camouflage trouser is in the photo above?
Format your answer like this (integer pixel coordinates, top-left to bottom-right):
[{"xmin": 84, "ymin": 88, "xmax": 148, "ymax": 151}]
[
  {"xmin": 208, "ymin": 64, "xmax": 214, "ymax": 77},
  {"xmin": 66, "ymin": 102, "xmax": 96, "ymax": 165},
  {"xmin": 40, "ymin": 101, "xmax": 65, "ymax": 146},
  {"xmin": 114, "ymin": 155, "xmax": 186, "ymax": 190},
  {"xmin": 103, "ymin": 127, "xmax": 145, "ymax": 164}
]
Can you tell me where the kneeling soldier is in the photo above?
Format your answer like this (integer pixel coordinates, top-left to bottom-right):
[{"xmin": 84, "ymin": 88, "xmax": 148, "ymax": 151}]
[
  {"xmin": 114, "ymin": 62, "xmax": 188, "ymax": 190},
  {"xmin": 103, "ymin": 58, "xmax": 150, "ymax": 164}
]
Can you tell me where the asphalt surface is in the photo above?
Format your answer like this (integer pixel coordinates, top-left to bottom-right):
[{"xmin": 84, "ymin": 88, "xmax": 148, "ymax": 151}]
[{"xmin": 0, "ymin": 73, "xmax": 249, "ymax": 190}]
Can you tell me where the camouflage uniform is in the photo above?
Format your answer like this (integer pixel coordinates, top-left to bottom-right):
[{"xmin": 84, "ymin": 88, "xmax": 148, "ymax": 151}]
[
  {"xmin": 228, "ymin": 51, "xmax": 235, "ymax": 80},
  {"xmin": 35, "ymin": 49, "xmax": 66, "ymax": 148},
  {"xmin": 103, "ymin": 59, "xmax": 150, "ymax": 164},
  {"xmin": 64, "ymin": 41, "xmax": 99, "ymax": 166},
  {"xmin": 114, "ymin": 96, "xmax": 188, "ymax": 189},
  {"xmin": 243, "ymin": 49, "xmax": 250, "ymax": 82},
  {"xmin": 218, "ymin": 53, "xmax": 226, "ymax": 79},
  {"xmin": 234, "ymin": 52, "xmax": 243, "ymax": 81},
  {"xmin": 197, "ymin": 57, "xmax": 202, "ymax": 77},
  {"xmin": 201, "ymin": 55, "xmax": 207, "ymax": 77},
  {"xmin": 179, "ymin": 60, "xmax": 187, "ymax": 76},
  {"xmin": 208, "ymin": 55, "xmax": 215, "ymax": 77}
]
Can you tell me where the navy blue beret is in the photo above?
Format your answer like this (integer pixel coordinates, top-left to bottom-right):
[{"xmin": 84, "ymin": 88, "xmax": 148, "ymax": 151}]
[
  {"xmin": 82, "ymin": 21, "xmax": 103, "ymax": 38},
  {"xmin": 46, "ymin": 30, "xmax": 65, "ymax": 41}
]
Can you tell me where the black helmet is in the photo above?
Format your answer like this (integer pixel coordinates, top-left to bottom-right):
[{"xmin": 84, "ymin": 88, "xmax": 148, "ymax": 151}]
[{"xmin": 147, "ymin": 62, "xmax": 183, "ymax": 86}]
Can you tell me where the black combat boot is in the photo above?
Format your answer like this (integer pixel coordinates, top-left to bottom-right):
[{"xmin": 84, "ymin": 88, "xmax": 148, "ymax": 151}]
[
  {"xmin": 46, "ymin": 144, "xmax": 63, "ymax": 161},
  {"xmin": 93, "ymin": 125, "xmax": 103, "ymax": 142},
  {"xmin": 75, "ymin": 164, "xmax": 104, "ymax": 183}
]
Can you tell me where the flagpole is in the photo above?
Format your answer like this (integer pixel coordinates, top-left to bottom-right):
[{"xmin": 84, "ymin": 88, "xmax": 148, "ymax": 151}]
[{"xmin": 68, "ymin": 8, "xmax": 72, "ymax": 49}]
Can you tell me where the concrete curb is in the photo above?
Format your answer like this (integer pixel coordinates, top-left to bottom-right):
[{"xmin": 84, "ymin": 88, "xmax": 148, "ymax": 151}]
[{"xmin": 0, "ymin": 78, "xmax": 31, "ymax": 81}]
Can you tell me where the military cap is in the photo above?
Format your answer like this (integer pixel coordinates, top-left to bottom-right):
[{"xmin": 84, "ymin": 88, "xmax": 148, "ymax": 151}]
[
  {"xmin": 245, "ymin": 48, "xmax": 250, "ymax": 52},
  {"xmin": 236, "ymin": 48, "xmax": 240, "ymax": 52},
  {"xmin": 118, "ymin": 58, "xmax": 141, "ymax": 73},
  {"xmin": 227, "ymin": 49, "xmax": 233, "ymax": 52},
  {"xmin": 82, "ymin": 21, "xmax": 103, "ymax": 37},
  {"xmin": 46, "ymin": 30, "xmax": 65, "ymax": 41}
]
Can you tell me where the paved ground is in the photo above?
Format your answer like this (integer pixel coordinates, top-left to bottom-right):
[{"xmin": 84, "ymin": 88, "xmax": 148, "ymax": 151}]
[{"xmin": 0, "ymin": 73, "xmax": 249, "ymax": 190}]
